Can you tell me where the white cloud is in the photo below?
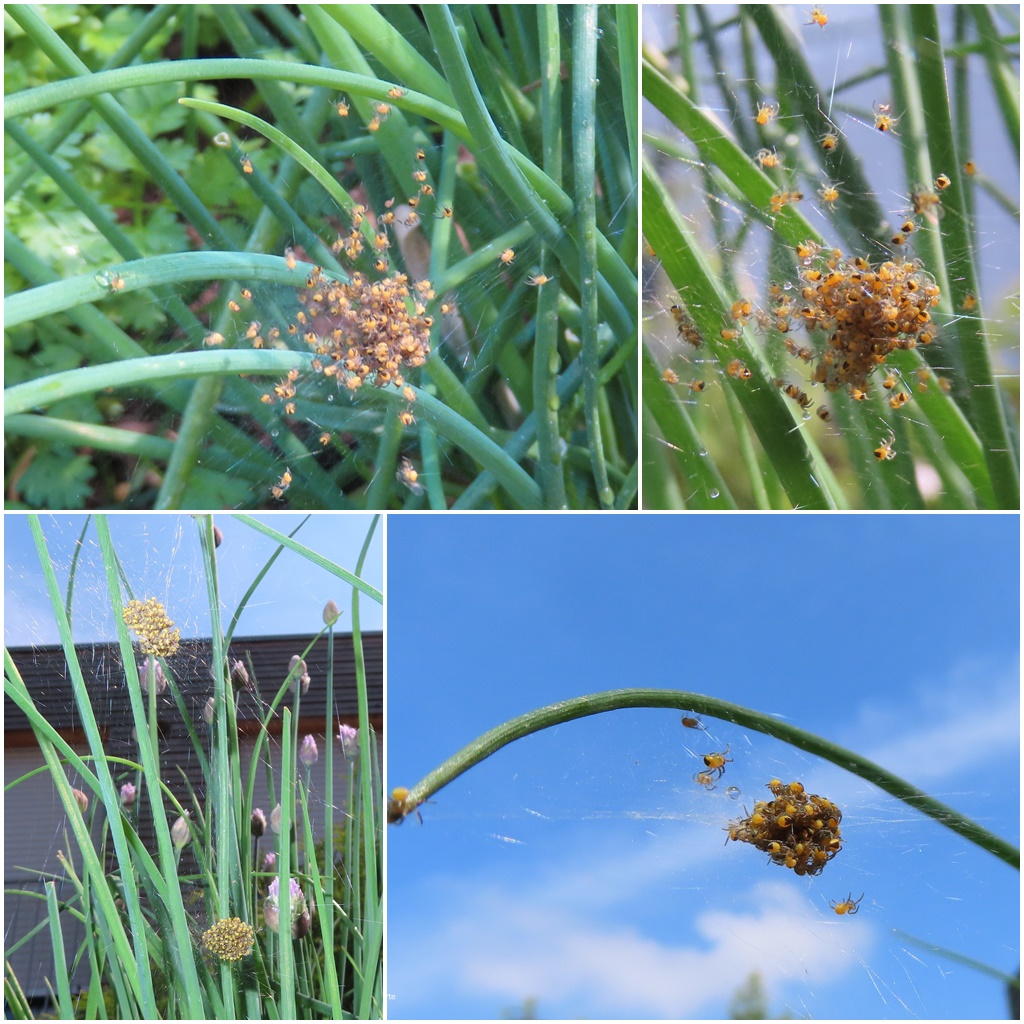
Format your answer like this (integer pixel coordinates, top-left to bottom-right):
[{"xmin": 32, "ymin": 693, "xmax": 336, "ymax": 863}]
[
  {"xmin": 860, "ymin": 656, "xmax": 1019, "ymax": 783},
  {"xmin": 395, "ymin": 870, "xmax": 870, "ymax": 1018}
]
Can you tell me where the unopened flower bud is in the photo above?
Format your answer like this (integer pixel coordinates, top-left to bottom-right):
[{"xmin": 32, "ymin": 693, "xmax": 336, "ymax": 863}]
[
  {"xmin": 299, "ymin": 734, "xmax": 318, "ymax": 767},
  {"xmin": 270, "ymin": 803, "xmax": 281, "ymax": 834},
  {"xmin": 251, "ymin": 808, "xmax": 267, "ymax": 837},
  {"xmin": 293, "ymin": 908, "xmax": 312, "ymax": 939},
  {"xmin": 203, "ymin": 696, "xmax": 215, "ymax": 724},
  {"xmin": 120, "ymin": 782, "xmax": 136, "ymax": 807},
  {"xmin": 171, "ymin": 813, "xmax": 191, "ymax": 848},
  {"xmin": 72, "ymin": 788, "xmax": 89, "ymax": 814},
  {"xmin": 289, "ymin": 656, "xmax": 310, "ymax": 695},
  {"xmin": 139, "ymin": 657, "xmax": 168, "ymax": 694},
  {"xmin": 213, "ymin": 525, "xmax": 224, "ymax": 548},
  {"xmin": 230, "ymin": 660, "xmax": 250, "ymax": 690},
  {"xmin": 322, "ymin": 600, "xmax": 341, "ymax": 626}
]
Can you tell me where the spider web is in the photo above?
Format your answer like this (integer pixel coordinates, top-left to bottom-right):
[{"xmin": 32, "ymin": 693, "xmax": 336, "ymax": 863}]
[
  {"xmin": 3, "ymin": 514, "xmax": 379, "ymax": 1005},
  {"xmin": 384, "ymin": 514, "xmax": 1021, "ymax": 1021},
  {"xmin": 641, "ymin": 3, "xmax": 1020, "ymax": 509}
]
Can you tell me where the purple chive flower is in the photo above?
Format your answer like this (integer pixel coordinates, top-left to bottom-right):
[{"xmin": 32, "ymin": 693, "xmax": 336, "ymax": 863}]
[
  {"xmin": 120, "ymin": 782, "xmax": 136, "ymax": 807},
  {"xmin": 264, "ymin": 877, "xmax": 310, "ymax": 938},
  {"xmin": 299, "ymin": 734, "xmax": 318, "ymax": 767},
  {"xmin": 337, "ymin": 722, "xmax": 359, "ymax": 759},
  {"xmin": 263, "ymin": 852, "xmax": 276, "ymax": 871}
]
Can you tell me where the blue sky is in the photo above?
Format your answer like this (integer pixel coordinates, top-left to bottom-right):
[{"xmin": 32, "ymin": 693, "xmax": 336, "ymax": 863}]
[
  {"xmin": 386, "ymin": 515, "xmax": 1020, "ymax": 1020},
  {"xmin": 4, "ymin": 513, "xmax": 382, "ymax": 647}
]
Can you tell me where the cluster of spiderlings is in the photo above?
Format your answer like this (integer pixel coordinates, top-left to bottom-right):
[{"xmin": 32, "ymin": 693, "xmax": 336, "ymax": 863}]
[
  {"xmin": 122, "ymin": 597, "xmax": 180, "ymax": 657},
  {"xmin": 225, "ymin": 135, "xmax": 449, "ymax": 496},
  {"xmin": 202, "ymin": 917, "xmax": 255, "ymax": 962},
  {"xmin": 725, "ymin": 779, "xmax": 843, "ymax": 877},
  {"xmin": 782, "ymin": 244, "xmax": 940, "ymax": 394},
  {"xmin": 669, "ymin": 302, "xmax": 704, "ymax": 348},
  {"xmin": 303, "ymin": 266, "xmax": 429, "ymax": 389}
]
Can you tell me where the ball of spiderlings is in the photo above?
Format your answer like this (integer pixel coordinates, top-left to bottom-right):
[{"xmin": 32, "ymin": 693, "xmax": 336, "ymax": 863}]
[
  {"xmin": 122, "ymin": 598, "xmax": 181, "ymax": 657},
  {"xmin": 202, "ymin": 917, "xmax": 255, "ymax": 962}
]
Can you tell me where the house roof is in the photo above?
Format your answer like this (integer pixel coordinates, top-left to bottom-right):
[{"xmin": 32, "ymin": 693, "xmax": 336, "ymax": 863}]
[{"xmin": 4, "ymin": 631, "xmax": 382, "ymax": 735}]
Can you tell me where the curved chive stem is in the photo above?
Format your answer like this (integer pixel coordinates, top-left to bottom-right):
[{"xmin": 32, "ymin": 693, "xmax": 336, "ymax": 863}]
[{"xmin": 400, "ymin": 688, "xmax": 1018, "ymax": 870}]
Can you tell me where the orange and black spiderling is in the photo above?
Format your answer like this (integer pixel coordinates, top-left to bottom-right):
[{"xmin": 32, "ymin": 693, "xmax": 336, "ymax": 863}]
[
  {"xmin": 874, "ymin": 430, "xmax": 897, "ymax": 461},
  {"xmin": 670, "ymin": 304, "xmax": 704, "ymax": 348},
  {"xmin": 817, "ymin": 181, "xmax": 842, "ymax": 209},
  {"xmin": 910, "ymin": 187, "xmax": 942, "ymax": 223},
  {"xmin": 769, "ymin": 189, "xmax": 803, "ymax": 215},
  {"xmin": 388, "ymin": 786, "xmax": 423, "ymax": 824},
  {"xmin": 805, "ymin": 5, "xmax": 828, "ymax": 28},
  {"xmin": 702, "ymin": 745, "xmax": 732, "ymax": 780},
  {"xmin": 726, "ymin": 780, "xmax": 844, "ymax": 877},
  {"xmin": 397, "ymin": 456, "xmax": 424, "ymax": 495},
  {"xmin": 726, "ymin": 358, "xmax": 752, "ymax": 380},
  {"xmin": 872, "ymin": 101, "xmax": 899, "ymax": 134},
  {"xmin": 830, "ymin": 892, "xmax": 864, "ymax": 916}
]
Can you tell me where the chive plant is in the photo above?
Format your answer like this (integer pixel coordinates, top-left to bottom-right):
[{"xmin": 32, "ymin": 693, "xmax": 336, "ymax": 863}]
[
  {"xmin": 4, "ymin": 5, "xmax": 638, "ymax": 511},
  {"xmin": 642, "ymin": 5, "xmax": 1019, "ymax": 509},
  {"xmin": 3, "ymin": 514, "xmax": 383, "ymax": 1020}
]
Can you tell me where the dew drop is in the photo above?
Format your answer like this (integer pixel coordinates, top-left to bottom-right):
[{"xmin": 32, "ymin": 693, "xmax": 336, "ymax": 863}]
[
  {"xmin": 709, "ymin": 487, "xmax": 720, "ymax": 499},
  {"xmin": 725, "ymin": 786, "xmax": 741, "ymax": 800},
  {"xmin": 698, "ymin": 448, "xmax": 708, "ymax": 457}
]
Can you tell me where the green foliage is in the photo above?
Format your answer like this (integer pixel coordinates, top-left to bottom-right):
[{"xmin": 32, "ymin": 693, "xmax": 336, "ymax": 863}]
[
  {"xmin": 5, "ymin": 4, "xmax": 637, "ymax": 509},
  {"xmin": 642, "ymin": 5, "xmax": 1019, "ymax": 509},
  {"xmin": 728, "ymin": 972, "xmax": 794, "ymax": 1019},
  {"xmin": 3, "ymin": 515, "xmax": 383, "ymax": 1019}
]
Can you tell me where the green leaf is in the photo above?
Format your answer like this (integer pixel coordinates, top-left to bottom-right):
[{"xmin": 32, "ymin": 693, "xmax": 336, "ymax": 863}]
[{"xmin": 18, "ymin": 448, "xmax": 96, "ymax": 508}]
